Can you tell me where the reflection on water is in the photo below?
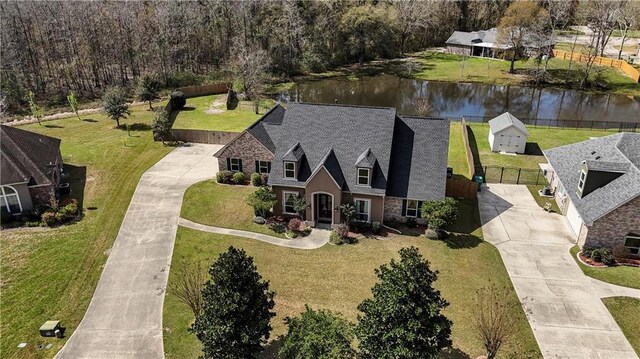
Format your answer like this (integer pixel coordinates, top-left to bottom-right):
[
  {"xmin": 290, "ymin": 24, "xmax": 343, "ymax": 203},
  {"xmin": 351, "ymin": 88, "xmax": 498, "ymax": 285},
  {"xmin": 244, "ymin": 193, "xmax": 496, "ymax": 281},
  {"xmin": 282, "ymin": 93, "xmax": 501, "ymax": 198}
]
[{"xmin": 277, "ymin": 74, "xmax": 639, "ymax": 123}]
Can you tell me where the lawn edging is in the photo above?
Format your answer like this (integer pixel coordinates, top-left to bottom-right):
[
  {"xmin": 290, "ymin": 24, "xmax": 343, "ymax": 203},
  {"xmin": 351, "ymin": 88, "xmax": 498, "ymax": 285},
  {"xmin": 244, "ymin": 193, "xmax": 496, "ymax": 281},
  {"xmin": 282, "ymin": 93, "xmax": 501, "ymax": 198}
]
[{"xmin": 570, "ymin": 245, "xmax": 640, "ymax": 290}]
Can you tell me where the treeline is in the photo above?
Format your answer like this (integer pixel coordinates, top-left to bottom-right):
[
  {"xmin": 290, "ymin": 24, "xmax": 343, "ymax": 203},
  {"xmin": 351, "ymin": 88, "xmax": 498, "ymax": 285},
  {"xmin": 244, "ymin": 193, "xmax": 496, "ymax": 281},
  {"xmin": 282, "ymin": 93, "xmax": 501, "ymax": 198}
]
[{"xmin": 0, "ymin": 0, "xmax": 582, "ymax": 113}]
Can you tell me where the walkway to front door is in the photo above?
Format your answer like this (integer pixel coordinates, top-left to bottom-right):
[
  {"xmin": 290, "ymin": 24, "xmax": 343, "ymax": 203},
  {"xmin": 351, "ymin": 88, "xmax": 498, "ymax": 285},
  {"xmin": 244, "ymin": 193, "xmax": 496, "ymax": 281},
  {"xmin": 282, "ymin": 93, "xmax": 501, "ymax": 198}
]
[{"xmin": 314, "ymin": 193, "xmax": 333, "ymax": 224}]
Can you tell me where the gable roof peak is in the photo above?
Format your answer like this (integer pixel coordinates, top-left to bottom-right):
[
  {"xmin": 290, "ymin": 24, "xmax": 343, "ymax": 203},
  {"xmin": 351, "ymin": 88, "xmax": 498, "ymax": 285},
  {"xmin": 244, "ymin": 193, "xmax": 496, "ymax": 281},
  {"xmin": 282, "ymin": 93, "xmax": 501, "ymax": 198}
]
[
  {"xmin": 488, "ymin": 112, "xmax": 529, "ymax": 136},
  {"xmin": 282, "ymin": 142, "xmax": 305, "ymax": 162}
]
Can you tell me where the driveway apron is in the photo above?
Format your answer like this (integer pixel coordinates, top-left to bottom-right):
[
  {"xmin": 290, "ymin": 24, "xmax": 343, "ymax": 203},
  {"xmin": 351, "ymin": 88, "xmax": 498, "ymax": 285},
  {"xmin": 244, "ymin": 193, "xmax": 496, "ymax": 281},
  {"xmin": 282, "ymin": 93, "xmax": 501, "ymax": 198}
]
[
  {"xmin": 478, "ymin": 184, "xmax": 639, "ymax": 359},
  {"xmin": 55, "ymin": 143, "xmax": 221, "ymax": 359}
]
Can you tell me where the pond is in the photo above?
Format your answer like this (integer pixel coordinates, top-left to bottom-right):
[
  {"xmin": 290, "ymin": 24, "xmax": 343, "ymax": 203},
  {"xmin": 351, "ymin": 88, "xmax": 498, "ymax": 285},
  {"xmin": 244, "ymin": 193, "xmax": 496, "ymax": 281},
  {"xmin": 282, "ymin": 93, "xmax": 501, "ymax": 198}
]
[{"xmin": 276, "ymin": 74, "xmax": 640, "ymax": 124}]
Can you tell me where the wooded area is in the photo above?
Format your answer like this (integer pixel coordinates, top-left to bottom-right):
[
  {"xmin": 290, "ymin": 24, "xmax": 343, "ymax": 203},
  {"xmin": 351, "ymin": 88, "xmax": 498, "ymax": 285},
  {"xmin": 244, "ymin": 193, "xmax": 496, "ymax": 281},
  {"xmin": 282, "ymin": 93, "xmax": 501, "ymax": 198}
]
[{"xmin": 0, "ymin": 0, "xmax": 635, "ymax": 114}]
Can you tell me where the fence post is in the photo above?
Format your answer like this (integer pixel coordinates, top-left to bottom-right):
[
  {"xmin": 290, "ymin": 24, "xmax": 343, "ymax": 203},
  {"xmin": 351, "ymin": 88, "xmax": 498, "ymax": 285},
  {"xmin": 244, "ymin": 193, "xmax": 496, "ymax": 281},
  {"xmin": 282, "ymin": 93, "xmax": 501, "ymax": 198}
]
[
  {"xmin": 500, "ymin": 167, "xmax": 504, "ymax": 183},
  {"xmin": 516, "ymin": 169, "xmax": 521, "ymax": 184}
]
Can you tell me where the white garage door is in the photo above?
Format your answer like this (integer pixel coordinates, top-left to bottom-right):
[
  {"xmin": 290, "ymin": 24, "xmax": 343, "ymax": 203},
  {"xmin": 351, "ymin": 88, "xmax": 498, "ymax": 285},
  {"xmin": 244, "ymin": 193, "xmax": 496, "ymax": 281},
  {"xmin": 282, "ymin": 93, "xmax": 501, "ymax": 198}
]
[{"xmin": 566, "ymin": 201, "xmax": 583, "ymax": 240}]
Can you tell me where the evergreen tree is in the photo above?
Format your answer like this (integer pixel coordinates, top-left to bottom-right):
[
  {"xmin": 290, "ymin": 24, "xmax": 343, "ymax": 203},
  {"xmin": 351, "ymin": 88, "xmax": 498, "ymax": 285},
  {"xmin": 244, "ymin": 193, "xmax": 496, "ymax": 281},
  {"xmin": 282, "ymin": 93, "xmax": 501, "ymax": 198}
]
[
  {"xmin": 192, "ymin": 247, "xmax": 275, "ymax": 359},
  {"xmin": 102, "ymin": 86, "xmax": 131, "ymax": 128},
  {"xmin": 356, "ymin": 247, "xmax": 452, "ymax": 358}
]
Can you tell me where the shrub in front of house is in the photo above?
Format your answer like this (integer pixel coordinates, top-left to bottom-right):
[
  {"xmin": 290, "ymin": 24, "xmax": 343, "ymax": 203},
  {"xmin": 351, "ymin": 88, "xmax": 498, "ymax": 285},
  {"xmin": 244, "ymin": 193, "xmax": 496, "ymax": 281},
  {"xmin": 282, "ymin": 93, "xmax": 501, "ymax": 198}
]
[
  {"xmin": 288, "ymin": 218, "xmax": 304, "ymax": 232},
  {"xmin": 260, "ymin": 173, "xmax": 269, "ymax": 185},
  {"xmin": 372, "ymin": 221, "xmax": 382, "ymax": 234},
  {"xmin": 268, "ymin": 221, "xmax": 287, "ymax": 234},
  {"xmin": 330, "ymin": 230, "xmax": 343, "ymax": 245},
  {"xmin": 42, "ymin": 199, "xmax": 80, "ymax": 227},
  {"xmin": 251, "ymin": 173, "xmax": 263, "ymax": 186},
  {"xmin": 216, "ymin": 170, "xmax": 233, "ymax": 184},
  {"xmin": 352, "ymin": 221, "xmax": 371, "ymax": 233},
  {"xmin": 233, "ymin": 172, "xmax": 246, "ymax": 184},
  {"xmin": 582, "ymin": 246, "xmax": 617, "ymax": 266},
  {"xmin": 405, "ymin": 217, "xmax": 417, "ymax": 228}
]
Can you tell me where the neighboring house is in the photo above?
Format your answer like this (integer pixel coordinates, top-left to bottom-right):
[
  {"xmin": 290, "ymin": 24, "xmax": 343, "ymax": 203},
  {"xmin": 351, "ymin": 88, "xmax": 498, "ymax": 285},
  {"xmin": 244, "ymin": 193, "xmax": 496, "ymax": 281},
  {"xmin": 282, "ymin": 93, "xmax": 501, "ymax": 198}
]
[
  {"xmin": 215, "ymin": 103, "xmax": 450, "ymax": 227},
  {"xmin": 0, "ymin": 125, "xmax": 63, "ymax": 215},
  {"xmin": 488, "ymin": 112, "xmax": 529, "ymax": 154},
  {"xmin": 445, "ymin": 28, "xmax": 554, "ymax": 59},
  {"xmin": 544, "ymin": 133, "xmax": 640, "ymax": 257}
]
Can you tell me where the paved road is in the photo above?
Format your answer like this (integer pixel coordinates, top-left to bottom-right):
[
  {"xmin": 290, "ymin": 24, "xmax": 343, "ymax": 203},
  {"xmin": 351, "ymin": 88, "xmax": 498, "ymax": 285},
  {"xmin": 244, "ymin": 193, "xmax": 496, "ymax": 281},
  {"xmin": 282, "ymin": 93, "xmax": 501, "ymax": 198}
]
[
  {"xmin": 478, "ymin": 184, "xmax": 639, "ymax": 359},
  {"xmin": 55, "ymin": 143, "xmax": 221, "ymax": 359},
  {"xmin": 179, "ymin": 217, "xmax": 330, "ymax": 249}
]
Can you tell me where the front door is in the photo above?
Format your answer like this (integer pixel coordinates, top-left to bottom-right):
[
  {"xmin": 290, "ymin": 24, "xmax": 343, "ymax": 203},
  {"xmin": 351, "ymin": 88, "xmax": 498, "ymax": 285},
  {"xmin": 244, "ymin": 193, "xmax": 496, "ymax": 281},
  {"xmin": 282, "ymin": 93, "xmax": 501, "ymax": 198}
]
[{"xmin": 315, "ymin": 193, "xmax": 332, "ymax": 224}]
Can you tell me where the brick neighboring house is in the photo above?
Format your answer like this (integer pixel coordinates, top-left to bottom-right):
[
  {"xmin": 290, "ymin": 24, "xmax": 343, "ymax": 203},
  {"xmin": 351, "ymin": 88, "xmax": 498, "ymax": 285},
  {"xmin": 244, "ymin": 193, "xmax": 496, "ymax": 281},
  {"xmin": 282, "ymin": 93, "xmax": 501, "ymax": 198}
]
[
  {"xmin": 543, "ymin": 133, "xmax": 640, "ymax": 257},
  {"xmin": 0, "ymin": 125, "xmax": 63, "ymax": 216},
  {"xmin": 215, "ymin": 103, "xmax": 450, "ymax": 227}
]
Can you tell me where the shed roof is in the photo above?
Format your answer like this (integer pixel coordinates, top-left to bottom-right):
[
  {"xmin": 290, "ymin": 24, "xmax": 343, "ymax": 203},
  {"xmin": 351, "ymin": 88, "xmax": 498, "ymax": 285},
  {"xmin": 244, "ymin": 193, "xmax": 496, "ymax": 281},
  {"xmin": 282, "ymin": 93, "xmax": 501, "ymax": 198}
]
[{"xmin": 488, "ymin": 112, "xmax": 529, "ymax": 136}]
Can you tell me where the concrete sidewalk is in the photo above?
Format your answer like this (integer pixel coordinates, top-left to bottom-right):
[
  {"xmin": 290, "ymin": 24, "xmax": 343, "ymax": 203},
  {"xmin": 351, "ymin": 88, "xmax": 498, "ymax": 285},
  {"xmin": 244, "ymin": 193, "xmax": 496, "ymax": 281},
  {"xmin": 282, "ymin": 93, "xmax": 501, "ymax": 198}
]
[
  {"xmin": 478, "ymin": 184, "xmax": 639, "ymax": 359},
  {"xmin": 55, "ymin": 143, "xmax": 221, "ymax": 359},
  {"xmin": 178, "ymin": 217, "xmax": 330, "ymax": 249}
]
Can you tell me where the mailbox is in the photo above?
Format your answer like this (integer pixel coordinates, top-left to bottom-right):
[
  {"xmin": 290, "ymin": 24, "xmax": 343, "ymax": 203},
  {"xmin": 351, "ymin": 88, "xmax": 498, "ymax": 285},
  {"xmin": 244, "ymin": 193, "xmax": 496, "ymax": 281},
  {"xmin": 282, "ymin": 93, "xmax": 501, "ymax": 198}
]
[{"xmin": 39, "ymin": 321, "xmax": 65, "ymax": 338}]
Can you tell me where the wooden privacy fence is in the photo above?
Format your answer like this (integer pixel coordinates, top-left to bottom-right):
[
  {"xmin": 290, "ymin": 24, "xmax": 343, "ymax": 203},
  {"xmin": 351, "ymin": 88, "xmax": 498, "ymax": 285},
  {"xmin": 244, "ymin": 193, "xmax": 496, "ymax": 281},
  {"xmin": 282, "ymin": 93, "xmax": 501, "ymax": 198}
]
[
  {"xmin": 446, "ymin": 178, "xmax": 478, "ymax": 200},
  {"xmin": 168, "ymin": 129, "xmax": 238, "ymax": 145},
  {"xmin": 552, "ymin": 49, "xmax": 640, "ymax": 82},
  {"xmin": 177, "ymin": 83, "xmax": 230, "ymax": 98}
]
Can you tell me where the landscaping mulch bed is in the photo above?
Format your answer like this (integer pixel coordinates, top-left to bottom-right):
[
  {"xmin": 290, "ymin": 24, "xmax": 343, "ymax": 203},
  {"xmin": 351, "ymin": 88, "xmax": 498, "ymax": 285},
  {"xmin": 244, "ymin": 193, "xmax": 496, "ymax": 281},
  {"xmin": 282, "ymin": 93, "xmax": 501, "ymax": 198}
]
[{"xmin": 578, "ymin": 251, "xmax": 640, "ymax": 268}]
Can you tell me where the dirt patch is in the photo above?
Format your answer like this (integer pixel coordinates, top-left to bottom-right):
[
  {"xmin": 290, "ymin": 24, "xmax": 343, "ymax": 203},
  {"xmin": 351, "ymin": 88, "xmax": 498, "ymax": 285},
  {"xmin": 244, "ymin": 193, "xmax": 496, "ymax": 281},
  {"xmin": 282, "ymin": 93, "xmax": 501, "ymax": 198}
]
[
  {"xmin": 205, "ymin": 108, "xmax": 225, "ymax": 115},
  {"xmin": 204, "ymin": 96, "xmax": 227, "ymax": 115}
]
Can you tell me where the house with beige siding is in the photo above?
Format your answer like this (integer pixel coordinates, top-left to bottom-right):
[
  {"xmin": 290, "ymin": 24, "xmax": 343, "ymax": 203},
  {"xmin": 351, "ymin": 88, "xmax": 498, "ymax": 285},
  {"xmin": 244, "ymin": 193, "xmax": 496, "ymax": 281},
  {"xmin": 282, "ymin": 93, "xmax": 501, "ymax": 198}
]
[
  {"xmin": 1, "ymin": 125, "xmax": 63, "ymax": 216},
  {"xmin": 544, "ymin": 133, "xmax": 640, "ymax": 257},
  {"xmin": 214, "ymin": 103, "xmax": 450, "ymax": 227}
]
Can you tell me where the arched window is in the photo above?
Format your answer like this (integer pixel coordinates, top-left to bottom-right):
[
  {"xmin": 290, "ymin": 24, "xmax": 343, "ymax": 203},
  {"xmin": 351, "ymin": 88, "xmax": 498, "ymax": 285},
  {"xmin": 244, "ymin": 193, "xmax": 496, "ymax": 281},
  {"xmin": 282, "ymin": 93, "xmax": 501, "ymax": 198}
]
[{"xmin": 1, "ymin": 185, "xmax": 22, "ymax": 214}]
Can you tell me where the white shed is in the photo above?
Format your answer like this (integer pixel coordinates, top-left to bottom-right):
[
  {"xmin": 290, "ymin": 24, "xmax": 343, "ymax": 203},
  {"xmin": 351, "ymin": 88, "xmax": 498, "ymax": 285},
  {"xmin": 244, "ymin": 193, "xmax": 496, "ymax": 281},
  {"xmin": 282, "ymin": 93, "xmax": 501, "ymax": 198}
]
[{"xmin": 487, "ymin": 112, "xmax": 529, "ymax": 154}]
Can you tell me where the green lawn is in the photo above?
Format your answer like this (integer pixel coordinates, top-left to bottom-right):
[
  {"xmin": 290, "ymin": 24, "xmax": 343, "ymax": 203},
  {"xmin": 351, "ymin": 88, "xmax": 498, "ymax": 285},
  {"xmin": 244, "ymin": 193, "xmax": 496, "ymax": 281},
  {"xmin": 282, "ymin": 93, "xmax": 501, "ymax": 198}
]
[
  {"xmin": 164, "ymin": 200, "xmax": 541, "ymax": 359},
  {"xmin": 602, "ymin": 297, "xmax": 640, "ymax": 356},
  {"xmin": 612, "ymin": 29, "xmax": 640, "ymax": 38},
  {"xmin": 1, "ymin": 107, "xmax": 172, "ymax": 358},
  {"xmin": 180, "ymin": 180, "xmax": 286, "ymax": 238},
  {"xmin": 467, "ymin": 122, "xmax": 613, "ymax": 170},
  {"xmin": 171, "ymin": 94, "xmax": 274, "ymax": 132},
  {"xmin": 414, "ymin": 52, "xmax": 640, "ymax": 97},
  {"xmin": 570, "ymin": 246, "xmax": 640, "ymax": 290},
  {"xmin": 448, "ymin": 121, "xmax": 472, "ymax": 180},
  {"xmin": 526, "ymin": 185, "xmax": 561, "ymax": 214}
]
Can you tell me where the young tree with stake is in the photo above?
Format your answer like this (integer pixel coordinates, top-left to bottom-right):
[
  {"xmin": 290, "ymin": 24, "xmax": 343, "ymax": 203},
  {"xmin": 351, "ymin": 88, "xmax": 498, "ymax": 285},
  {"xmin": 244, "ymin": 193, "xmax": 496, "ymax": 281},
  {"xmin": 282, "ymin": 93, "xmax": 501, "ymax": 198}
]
[{"xmin": 67, "ymin": 91, "xmax": 80, "ymax": 120}]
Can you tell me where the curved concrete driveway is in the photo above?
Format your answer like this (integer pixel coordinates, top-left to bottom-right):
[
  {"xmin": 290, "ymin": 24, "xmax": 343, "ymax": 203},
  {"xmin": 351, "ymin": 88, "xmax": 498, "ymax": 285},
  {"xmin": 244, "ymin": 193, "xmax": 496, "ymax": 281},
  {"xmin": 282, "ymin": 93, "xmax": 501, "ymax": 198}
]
[
  {"xmin": 55, "ymin": 143, "xmax": 221, "ymax": 359},
  {"xmin": 479, "ymin": 184, "xmax": 639, "ymax": 359}
]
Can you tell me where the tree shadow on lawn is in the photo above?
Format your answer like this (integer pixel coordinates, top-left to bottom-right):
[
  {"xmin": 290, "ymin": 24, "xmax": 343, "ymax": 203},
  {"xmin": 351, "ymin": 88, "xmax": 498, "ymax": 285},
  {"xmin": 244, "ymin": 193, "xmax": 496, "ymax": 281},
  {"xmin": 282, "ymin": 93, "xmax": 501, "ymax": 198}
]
[
  {"xmin": 119, "ymin": 122, "xmax": 152, "ymax": 131},
  {"xmin": 258, "ymin": 337, "xmax": 283, "ymax": 359},
  {"xmin": 44, "ymin": 124, "xmax": 64, "ymax": 128},
  {"xmin": 82, "ymin": 118, "xmax": 99, "ymax": 123},
  {"xmin": 441, "ymin": 347, "xmax": 472, "ymax": 359}
]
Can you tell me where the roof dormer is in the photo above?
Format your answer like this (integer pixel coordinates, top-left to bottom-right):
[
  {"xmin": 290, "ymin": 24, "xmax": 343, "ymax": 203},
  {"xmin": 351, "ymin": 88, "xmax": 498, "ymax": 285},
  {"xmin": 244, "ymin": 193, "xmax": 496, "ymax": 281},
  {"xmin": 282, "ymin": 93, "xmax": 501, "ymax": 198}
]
[
  {"xmin": 577, "ymin": 160, "xmax": 628, "ymax": 198},
  {"xmin": 355, "ymin": 148, "xmax": 376, "ymax": 187},
  {"xmin": 282, "ymin": 143, "xmax": 304, "ymax": 180}
]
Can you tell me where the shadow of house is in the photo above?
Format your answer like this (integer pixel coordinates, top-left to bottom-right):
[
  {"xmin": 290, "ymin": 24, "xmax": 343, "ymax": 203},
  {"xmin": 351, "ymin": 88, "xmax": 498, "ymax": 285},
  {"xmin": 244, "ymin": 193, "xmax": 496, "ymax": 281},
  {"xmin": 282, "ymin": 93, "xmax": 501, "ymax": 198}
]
[
  {"xmin": 525, "ymin": 142, "xmax": 543, "ymax": 156},
  {"xmin": 61, "ymin": 164, "xmax": 87, "ymax": 210}
]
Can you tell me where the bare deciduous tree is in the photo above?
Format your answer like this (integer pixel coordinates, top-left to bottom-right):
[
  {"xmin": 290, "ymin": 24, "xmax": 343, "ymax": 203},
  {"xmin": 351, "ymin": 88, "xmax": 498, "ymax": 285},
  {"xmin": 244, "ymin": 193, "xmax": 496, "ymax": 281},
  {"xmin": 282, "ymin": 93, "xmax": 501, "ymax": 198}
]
[
  {"xmin": 473, "ymin": 283, "xmax": 517, "ymax": 359},
  {"xmin": 166, "ymin": 260, "xmax": 208, "ymax": 318},
  {"xmin": 414, "ymin": 96, "xmax": 433, "ymax": 117}
]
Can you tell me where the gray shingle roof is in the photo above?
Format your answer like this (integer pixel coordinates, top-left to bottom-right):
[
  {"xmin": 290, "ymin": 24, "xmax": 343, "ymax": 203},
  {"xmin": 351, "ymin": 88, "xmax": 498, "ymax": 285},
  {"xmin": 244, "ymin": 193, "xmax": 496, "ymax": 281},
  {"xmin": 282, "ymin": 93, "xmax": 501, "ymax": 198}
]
[
  {"xmin": 386, "ymin": 117, "xmax": 450, "ymax": 199},
  {"xmin": 488, "ymin": 112, "xmax": 529, "ymax": 136},
  {"xmin": 1, "ymin": 125, "xmax": 62, "ymax": 186},
  {"xmin": 544, "ymin": 133, "xmax": 640, "ymax": 225},
  {"xmin": 445, "ymin": 28, "xmax": 500, "ymax": 48},
  {"xmin": 254, "ymin": 103, "xmax": 449, "ymax": 200},
  {"xmin": 282, "ymin": 142, "xmax": 305, "ymax": 162}
]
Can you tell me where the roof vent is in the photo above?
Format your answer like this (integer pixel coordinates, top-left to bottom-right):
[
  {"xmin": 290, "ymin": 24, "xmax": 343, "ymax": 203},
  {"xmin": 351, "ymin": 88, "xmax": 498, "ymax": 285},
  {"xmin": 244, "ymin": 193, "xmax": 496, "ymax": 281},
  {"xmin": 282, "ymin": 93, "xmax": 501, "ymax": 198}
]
[
  {"xmin": 591, "ymin": 151, "xmax": 596, "ymax": 155},
  {"xmin": 595, "ymin": 156, "xmax": 601, "ymax": 160}
]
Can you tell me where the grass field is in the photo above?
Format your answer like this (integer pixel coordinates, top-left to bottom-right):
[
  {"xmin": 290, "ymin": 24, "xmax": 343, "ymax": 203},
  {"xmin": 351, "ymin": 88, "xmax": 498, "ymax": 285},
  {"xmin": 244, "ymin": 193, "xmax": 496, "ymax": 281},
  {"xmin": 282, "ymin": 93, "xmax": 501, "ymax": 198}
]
[
  {"xmin": 171, "ymin": 94, "xmax": 274, "ymax": 132},
  {"xmin": 602, "ymin": 297, "xmax": 640, "ymax": 355},
  {"xmin": 164, "ymin": 199, "xmax": 541, "ymax": 359},
  {"xmin": 448, "ymin": 122, "xmax": 472, "ymax": 180},
  {"xmin": 181, "ymin": 180, "xmax": 286, "ymax": 238},
  {"xmin": 570, "ymin": 246, "xmax": 640, "ymax": 290},
  {"xmin": 466, "ymin": 122, "xmax": 613, "ymax": 170},
  {"xmin": 414, "ymin": 52, "xmax": 640, "ymax": 97},
  {"xmin": 0, "ymin": 107, "xmax": 172, "ymax": 358},
  {"xmin": 612, "ymin": 29, "xmax": 640, "ymax": 38}
]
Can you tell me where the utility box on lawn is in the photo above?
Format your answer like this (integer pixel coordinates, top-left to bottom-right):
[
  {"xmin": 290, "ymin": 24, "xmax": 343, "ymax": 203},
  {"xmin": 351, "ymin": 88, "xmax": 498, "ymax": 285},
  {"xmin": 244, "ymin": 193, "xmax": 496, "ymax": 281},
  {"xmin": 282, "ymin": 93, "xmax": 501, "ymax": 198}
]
[{"xmin": 39, "ymin": 321, "xmax": 65, "ymax": 338}]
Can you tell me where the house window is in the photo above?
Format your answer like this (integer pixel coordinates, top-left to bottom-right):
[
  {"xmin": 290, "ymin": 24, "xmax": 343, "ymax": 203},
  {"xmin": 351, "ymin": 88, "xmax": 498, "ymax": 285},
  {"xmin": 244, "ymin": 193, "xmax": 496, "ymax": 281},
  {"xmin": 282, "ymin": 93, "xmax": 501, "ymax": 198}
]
[
  {"xmin": 283, "ymin": 191, "xmax": 298, "ymax": 214},
  {"xmin": 405, "ymin": 199, "xmax": 418, "ymax": 218},
  {"xmin": 357, "ymin": 168, "xmax": 370, "ymax": 186},
  {"xmin": 284, "ymin": 162, "xmax": 296, "ymax": 179},
  {"xmin": 258, "ymin": 161, "xmax": 270, "ymax": 174},
  {"xmin": 624, "ymin": 234, "xmax": 640, "ymax": 255},
  {"xmin": 354, "ymin": 198, "xmax": 371, "ymax": 222},
  {"xmin": 0, "ymin": 185, "xmax": 22, "ymax": 214},
  {"xmin": 230, "ymin": 158, "xmax": 242, "ymax": 172}
]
